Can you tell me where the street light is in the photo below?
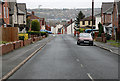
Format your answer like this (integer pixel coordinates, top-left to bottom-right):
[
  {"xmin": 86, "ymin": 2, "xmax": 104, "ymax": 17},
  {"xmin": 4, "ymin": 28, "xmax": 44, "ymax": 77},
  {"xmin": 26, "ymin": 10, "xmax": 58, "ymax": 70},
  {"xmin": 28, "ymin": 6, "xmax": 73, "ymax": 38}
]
[{"xmin": 92, "ymin": 0, "xmax": 94, "ymax": 37}]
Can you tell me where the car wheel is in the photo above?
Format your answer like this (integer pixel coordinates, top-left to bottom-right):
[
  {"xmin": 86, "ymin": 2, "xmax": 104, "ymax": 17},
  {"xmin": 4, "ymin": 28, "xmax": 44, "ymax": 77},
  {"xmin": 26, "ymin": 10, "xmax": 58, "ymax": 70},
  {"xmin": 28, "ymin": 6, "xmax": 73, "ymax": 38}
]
[
  {"xmin": 77, "ymin": 41, "xmax": 80, "ymax": 45},
  {"xmin": 90, "ymin": 43, "xmax": 93, "ymax": 46}
]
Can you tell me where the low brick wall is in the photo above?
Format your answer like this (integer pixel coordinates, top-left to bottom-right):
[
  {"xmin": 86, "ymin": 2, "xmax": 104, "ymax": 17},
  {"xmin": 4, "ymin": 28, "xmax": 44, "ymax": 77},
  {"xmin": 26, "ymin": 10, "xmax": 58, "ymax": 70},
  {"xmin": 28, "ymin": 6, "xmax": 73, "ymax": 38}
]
[
  {"xmin": 96, "ymin": 37, "xmax": 103, "ymax": 42},
  {"xmin": 0, "ymin": 36, "xmax": 42, "ymax": 55},
  {"xmin": 96, "ymin": 37, "xmax": 107, "ymax": 43},
  {"xmin": 1, "ymin": 43, "xmax": 14, "ymax": 55},
  {"xmin": 20, "ymin": 40, "xmax": 24, "ymax": 47},
  {"xmin": 23, "ymin": 38, "xmax": 32, "ymax": 46},
  {"xmin": 13, "ymin": 41, "xmax": 21, "ymax": 49},
  {"xmin": 33, "ymin": 37, "xmax": 40, "ymax": 42},
  {"xmin": 103, "ymin": 37, "xmax": 107, "ymax": 43}
]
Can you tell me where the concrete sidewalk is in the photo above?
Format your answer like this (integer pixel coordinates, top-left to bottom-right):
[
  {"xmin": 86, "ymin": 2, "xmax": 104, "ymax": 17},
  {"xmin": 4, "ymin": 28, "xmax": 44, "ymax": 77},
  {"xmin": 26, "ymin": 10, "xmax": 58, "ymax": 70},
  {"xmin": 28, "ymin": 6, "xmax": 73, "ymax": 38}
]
[
  {"xmin": 1, "ymin": 35, "xmax": 54, "ymax": 78},
  {"xmin": 94, "ymin": 41, "xmax": 119, "ymax": 55}
]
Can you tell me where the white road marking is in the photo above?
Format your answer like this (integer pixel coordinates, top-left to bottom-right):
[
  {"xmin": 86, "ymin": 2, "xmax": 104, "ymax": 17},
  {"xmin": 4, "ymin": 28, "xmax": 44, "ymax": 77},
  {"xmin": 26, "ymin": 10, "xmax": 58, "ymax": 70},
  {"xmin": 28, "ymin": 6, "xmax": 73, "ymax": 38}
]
[
  {"xmin": 87, "ymin": 73, "xmax": 94, "ymax": 81},
  {"xmin": 76, "ymin": 59, "xmax": 80, "ymax": 62},
  {"xmin": 81, "ymin": 64, "xmax": 83, "ymax": 68}
]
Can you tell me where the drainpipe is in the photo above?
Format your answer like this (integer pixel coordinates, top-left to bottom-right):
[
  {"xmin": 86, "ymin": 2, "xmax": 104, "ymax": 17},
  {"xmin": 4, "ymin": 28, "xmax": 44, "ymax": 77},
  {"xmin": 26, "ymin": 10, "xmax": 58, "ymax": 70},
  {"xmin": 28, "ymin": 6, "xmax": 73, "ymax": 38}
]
[{"xmin": 2, "ymin": 1, "xmax": 4, "ymax": 27}]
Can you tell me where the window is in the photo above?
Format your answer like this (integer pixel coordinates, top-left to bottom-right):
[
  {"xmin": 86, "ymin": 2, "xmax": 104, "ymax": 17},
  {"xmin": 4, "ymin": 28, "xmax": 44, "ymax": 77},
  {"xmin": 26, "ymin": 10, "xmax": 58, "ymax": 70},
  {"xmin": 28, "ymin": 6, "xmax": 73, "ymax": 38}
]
[
  {"xmin": 4, "ymin": 7, "xmax": 6, "ymax": 18},
  {"xmin": 7, "ymin": 7, "xmax": 8, "ymax": 18},
  {"xmin": 83, "ymin": 21, "xmax": 85, "ymax": 25},
  {"xmin": 4, "ymin": 24, "xmax": 6, "ymax": 27}
]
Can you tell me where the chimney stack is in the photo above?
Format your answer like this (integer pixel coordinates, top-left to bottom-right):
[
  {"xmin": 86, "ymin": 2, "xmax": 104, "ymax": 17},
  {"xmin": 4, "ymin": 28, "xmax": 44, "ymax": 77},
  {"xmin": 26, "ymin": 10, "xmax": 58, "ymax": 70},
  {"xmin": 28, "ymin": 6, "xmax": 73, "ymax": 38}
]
[{"xmin": 32, "ymin": 11, "xmax": 34, "ymax": 15}]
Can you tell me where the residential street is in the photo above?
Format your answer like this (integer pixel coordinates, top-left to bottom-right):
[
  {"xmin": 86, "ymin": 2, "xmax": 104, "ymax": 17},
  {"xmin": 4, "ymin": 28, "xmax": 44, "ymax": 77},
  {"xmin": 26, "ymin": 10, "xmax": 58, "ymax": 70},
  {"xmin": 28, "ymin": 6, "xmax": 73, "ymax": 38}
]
[{"xmin": 8, "ymin": 35, "xmax": 118, "ymax": 80}]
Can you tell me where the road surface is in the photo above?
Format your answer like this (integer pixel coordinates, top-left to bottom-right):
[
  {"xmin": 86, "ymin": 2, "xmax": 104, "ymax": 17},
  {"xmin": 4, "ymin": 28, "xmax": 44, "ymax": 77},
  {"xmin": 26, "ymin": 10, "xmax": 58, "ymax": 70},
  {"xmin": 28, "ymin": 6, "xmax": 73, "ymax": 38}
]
[{"xmin": 8, "ymin": 35, "xmax": 118, "ymax": 80}]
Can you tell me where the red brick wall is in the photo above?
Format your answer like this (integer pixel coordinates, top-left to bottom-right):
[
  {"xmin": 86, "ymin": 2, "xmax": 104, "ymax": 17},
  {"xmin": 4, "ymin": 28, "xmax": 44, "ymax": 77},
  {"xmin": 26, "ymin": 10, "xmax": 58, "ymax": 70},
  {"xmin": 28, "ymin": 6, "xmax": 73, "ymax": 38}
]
[
  {"xmin": 112, "ymin": 3, "xmax": 119, "ymax": 40},
  {"xmin": 23, "ymin": 38, "xmax": 32, "ymax": 46},
  {"xmin": 13, "ymin": 41, "xmax": 21, "ymax": 49},
  {"xmin": 1, "ymin": 43, "xmax": 14, "ymax": 54}
]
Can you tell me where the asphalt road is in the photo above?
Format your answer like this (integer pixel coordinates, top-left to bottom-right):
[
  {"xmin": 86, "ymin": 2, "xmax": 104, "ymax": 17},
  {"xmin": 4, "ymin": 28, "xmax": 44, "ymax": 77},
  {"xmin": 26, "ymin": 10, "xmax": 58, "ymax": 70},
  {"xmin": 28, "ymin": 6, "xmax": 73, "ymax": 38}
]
[{"xmin": 8, "ymin": 35, "xmax": 119, "ymax": 80}]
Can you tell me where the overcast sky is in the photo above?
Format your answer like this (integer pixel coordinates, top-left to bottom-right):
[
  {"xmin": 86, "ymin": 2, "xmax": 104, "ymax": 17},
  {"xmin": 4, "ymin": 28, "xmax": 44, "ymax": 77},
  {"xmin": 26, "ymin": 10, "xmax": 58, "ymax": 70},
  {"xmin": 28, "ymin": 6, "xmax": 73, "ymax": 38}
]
[{"xmin": 17, "ymin": 0, "xmax": 114, "ymax": 9}]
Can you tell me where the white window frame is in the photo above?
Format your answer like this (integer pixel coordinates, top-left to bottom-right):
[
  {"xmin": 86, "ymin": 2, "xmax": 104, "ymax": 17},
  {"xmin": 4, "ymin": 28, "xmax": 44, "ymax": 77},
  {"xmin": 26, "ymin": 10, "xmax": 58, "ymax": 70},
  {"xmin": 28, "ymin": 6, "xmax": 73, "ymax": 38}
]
[
  {"xmin": 0, "ymin": 4, "xmax": 1, "ymax": 15},
  {"xmin": 7, "ymin": 7, "xmax": 8, "ymax": 18},
  {"xmin": 4, "ymin": 7, "xmax": 6, "ymax": 18}
]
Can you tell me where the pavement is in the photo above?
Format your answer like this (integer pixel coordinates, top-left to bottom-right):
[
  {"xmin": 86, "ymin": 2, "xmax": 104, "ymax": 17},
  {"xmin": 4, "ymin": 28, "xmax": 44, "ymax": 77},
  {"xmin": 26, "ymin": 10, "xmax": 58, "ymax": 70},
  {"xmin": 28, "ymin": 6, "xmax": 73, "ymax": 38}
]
[
  {"xmin": 1, "ymin": 35, "xmax": 54, "ymax": 79},
  {"xmin": 5, "ymin": 35, "xmax": 119, "ymax": 80},
  {"xmin": 94, "ymin": 41, "xmax": 119, "ymax": 55}
]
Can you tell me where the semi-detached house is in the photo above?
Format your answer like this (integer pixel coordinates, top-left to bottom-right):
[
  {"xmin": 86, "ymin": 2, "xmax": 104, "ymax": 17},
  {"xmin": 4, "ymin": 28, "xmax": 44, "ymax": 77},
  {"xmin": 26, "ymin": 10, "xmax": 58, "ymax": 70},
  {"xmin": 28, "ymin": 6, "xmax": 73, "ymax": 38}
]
[{"xmin": 101, "ymin": 2, "xmax": 113, "ymax": 36}]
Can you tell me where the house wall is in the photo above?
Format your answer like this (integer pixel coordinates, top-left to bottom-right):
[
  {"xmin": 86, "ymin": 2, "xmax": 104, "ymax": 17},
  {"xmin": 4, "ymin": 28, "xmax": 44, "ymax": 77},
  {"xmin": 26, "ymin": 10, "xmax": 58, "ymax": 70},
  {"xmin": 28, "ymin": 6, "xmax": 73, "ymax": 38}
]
[
  {"xmin": 14, "ymin": 5, "xmax": 18, "ymax": 25},
  {"xmin": 55, "ymin": 24, "xmax": 63, "ymax": 34},
  {"xmin": 67, "ymin": 23, "xmax": 75, "ymax": 34},
  {"xmin": 105, "ymin": 14, "xmax": 112, "ymax": 24},
  {"xmin": 80, "ymin": 21, "xmax": 95, "ymax": 27},
  {"xmin": 112, "ymin": 3, "xmax": 119, "ymax": 40},
  {"xmin": 18, "ymin": 15, "xmax": 24, "ymax": 24},
  {"xmin": 3, "ymin": 1, "xmax": 9, "ymax": 27},
  {"xmin": 0, "ymin": 3, "xmax": 2, "ymax": 18},
  {"xmin": 96, "ymin": 16, "xmax": 101, "ymax": 30},
  {"xmin": 10, "ymin": 4, "xmax": 18, "ymax": 27}
]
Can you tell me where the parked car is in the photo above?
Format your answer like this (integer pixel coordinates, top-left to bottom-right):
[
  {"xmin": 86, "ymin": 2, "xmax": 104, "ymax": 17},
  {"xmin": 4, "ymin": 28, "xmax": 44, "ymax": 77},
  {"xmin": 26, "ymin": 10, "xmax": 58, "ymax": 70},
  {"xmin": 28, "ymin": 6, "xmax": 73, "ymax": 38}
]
[{"xmin": 77, "ymin": 33, "xmax": 93, "ymax": 46}]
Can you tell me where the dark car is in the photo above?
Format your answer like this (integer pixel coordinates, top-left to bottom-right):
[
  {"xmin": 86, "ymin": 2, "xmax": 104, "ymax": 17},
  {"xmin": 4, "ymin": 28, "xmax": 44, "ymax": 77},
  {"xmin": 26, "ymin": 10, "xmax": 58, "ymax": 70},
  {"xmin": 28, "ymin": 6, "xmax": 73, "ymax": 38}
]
[{"xmin": 77, "ymin": 33, "xmax": 93, "ymax": 46}]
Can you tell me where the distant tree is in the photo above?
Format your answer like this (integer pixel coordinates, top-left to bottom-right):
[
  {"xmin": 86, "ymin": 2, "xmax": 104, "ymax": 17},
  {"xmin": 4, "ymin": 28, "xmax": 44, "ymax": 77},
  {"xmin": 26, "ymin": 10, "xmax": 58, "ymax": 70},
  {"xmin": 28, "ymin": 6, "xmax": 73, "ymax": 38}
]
[
  {"xmin": 76, "ymin": 11, "xmax": 85, "ymax": 27},
  {"xmin": 31, "ymin": 20, "xmax": 40, "ymax": 31}
]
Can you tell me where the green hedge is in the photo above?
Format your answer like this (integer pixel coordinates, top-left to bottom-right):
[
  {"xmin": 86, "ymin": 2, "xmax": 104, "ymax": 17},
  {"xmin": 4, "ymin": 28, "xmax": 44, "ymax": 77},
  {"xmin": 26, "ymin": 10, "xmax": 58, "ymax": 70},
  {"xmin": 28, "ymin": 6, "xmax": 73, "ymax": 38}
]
[
  {"xmin": 27, "ymin": 31, "xmax": 48, "ymax": 37},
  {"xmin": 19, "ymin": 36, "xmax": 25, "ymax": 41}
]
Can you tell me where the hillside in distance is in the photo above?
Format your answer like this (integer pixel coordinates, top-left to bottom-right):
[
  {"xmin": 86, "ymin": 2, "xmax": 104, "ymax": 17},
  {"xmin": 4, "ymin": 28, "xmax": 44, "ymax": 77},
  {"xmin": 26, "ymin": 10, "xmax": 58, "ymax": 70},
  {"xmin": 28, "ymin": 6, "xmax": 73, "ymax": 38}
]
[{"xmin": 28, "ymin": 8, "xmax": 101, "ymax": 21}]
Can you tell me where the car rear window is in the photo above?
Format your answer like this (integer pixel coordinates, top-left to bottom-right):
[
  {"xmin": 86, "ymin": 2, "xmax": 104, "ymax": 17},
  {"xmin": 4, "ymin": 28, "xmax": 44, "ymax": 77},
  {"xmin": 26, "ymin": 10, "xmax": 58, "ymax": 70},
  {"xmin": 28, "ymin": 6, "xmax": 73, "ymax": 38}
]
[{"xmin": 80, "ymin": 34, "xmax": 91, "ymax": 38}]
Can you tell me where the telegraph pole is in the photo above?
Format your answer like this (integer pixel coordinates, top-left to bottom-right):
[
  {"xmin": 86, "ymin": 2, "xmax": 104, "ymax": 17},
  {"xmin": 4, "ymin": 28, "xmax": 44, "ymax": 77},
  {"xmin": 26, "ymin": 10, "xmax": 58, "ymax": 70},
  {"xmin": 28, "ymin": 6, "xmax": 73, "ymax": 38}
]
[
  {"xmin": 71, "ymin": 19, "xmax": 72, "ymax": 35},
  {"xmin": 92, "ymin": 0, "xmax": 94, "ymax": 37}
]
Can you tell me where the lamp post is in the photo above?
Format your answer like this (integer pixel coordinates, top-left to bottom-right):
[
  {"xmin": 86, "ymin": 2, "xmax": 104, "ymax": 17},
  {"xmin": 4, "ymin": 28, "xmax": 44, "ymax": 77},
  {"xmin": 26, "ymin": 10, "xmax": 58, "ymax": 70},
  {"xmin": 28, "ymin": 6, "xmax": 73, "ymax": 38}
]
[{"xmin": 92, "ymin": 0, "xmax": 94, "ymax": 37}]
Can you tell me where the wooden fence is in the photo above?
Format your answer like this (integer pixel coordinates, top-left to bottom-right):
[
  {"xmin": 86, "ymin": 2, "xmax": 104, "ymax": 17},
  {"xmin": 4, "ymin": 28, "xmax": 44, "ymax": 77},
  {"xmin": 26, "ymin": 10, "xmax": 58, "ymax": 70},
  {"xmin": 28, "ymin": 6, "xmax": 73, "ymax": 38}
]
[{"xmin": 0, "ymin": 27, "xmax": 19, "ymax": 42}]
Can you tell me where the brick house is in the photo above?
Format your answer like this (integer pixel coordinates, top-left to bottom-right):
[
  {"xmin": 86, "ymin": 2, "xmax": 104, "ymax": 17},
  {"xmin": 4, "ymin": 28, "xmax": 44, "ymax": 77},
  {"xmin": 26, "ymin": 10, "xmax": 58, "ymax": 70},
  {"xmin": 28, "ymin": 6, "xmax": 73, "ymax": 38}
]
[
  {"xmin": 0, "ymin": 0, "xmax": 9, "ymax": 27},
  {"xmin": 112, "ymin": 1, "xmax": 120, "ymax": 40},
  {"xmin": 17, "ymin": 3, "xmax": 27, "ymax": 33},
  {"xmin": 79, "ymin": 16, "xmax": 96, "ymax": 29},
  {"xmin": 27, "ymin": 11, "xmax": 45, "ymax": 30},
  {"xmin": 101, "ymin": 2, "xmax": 113, "ymax": 35}
]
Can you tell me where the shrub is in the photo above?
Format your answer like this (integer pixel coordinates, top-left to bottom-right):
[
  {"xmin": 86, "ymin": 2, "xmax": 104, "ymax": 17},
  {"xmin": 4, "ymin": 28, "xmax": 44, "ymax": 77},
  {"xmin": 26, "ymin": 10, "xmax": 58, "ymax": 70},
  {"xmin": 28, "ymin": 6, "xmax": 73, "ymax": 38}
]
[
  {"xmin": 98, "ymin": 23, "xmax": 104, "ymax": 37},
  {"xmin": 105, "ymin": 33, "xmax": 111, "ymax": 40},
  {"xmin": 31, "ymin": 20, "xmax": 40, "ymax": 31},
  {"xmin": 41, "ymin": 32, "xmax": 48, "ymax": 37},
  {"xmin": 19, "ymin": 36, "xmax": 25, "ymax": 41},
  {"xmin": 76, "ymin": 28, "xmax": 85, "ymax": 33},
  {"xmin": 19, "ymin": 33, "xmax": 28, "ymax": 40},
  {"xmin": 0, "ymin": 41, "xmax": 8, "ymax": 44},
  {"xmin": 27, "ymin": 31, "xmax": 41, "ymax": 36}
]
